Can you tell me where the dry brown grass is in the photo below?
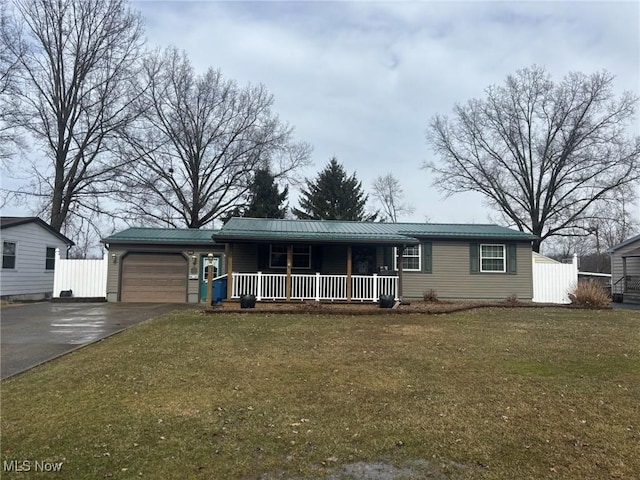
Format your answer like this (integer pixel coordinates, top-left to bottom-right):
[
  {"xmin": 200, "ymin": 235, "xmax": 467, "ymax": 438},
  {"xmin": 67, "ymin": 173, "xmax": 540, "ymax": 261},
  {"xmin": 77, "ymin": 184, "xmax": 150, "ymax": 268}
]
[
  {"xmin": 1, "ymin": 308, "xmax": 638, "ymax": 479},
  {"xmin": 569, "ymin": 280, "xmax": 612, "ymax": 309}
]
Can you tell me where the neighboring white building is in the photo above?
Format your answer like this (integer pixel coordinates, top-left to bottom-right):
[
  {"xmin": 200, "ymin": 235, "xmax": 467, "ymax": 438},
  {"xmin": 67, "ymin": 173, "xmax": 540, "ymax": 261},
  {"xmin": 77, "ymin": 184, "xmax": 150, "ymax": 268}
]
[
  {"xmin": 609, "ymin": 234, "xmax": 640, "ymax": 304},
  {"xmin": 0, "ymin": 217, "xmax": 74, "ymax": 301}
]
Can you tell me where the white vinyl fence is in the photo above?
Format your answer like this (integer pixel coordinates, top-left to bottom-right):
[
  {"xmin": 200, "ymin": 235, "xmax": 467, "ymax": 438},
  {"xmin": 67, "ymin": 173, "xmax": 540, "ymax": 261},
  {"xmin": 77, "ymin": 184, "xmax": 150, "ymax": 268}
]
[
  {"xmin": 53, "ymin": 249, "xmax": 108, "ymax": 298},
  {"xmin": 532, "ymin": 254, "xmax": 578, "ymax": 304}
]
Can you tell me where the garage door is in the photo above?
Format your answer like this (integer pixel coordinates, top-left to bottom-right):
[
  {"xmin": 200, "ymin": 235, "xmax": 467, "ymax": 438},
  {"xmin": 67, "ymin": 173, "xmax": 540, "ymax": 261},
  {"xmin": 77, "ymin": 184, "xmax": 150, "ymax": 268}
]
[{"xmin": 121, "ymin": 253, "xmax": 187, "ymax": 303}]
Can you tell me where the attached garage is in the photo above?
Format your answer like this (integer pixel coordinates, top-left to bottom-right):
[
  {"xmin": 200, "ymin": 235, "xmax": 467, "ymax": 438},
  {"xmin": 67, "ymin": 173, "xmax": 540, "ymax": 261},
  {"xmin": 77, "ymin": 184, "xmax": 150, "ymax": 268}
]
[
  {"xmin": 121, "ymin": 253, "xmax": 188, "ymax": 302},
  {"xmin": 102, "ymin": 227, "xmax": 225, "ymax": 304}
]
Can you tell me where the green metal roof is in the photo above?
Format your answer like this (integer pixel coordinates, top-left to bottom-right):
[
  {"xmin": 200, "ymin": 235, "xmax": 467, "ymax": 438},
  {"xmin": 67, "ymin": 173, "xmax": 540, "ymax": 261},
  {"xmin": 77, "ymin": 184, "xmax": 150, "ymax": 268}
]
[
  {"xmin": 102, "ymin": 227, "xmax": 218, "ymax": 245},
  {"xmin": 212, "ymin": 218, "xmax": 537, "ymax": 244}
]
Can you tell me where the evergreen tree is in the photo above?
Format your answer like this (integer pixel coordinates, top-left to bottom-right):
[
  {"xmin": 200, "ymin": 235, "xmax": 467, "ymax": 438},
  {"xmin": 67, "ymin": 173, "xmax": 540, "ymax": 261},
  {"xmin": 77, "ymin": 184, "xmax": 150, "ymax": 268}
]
[
  {"xmin": 243, "ymin": 168, "xmax": 288, "ymax": 218},
  {"xmin": 292, "ymin": 158, "xmax": 376, "ymax": 221},
  {"xmin": 224, "ymin": 168, "xmax": 288, "ymax": 220}
]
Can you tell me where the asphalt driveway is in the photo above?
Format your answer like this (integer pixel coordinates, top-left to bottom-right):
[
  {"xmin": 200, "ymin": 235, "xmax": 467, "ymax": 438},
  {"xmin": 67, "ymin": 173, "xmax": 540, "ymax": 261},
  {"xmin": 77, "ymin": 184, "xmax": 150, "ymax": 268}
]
[{"xmin": 1, "ymin": 302, "xmax": 196, "ymax": 379}]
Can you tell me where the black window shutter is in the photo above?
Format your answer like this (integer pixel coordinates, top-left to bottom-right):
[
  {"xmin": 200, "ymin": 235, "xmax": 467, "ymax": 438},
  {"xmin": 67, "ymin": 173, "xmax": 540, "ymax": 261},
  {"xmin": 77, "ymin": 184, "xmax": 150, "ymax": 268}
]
[
  {"xmin": 422, "ymin": 241, "xmax": 432, "ymax": 273},
  {"xmin": 470, "ymin": 242, "xmax": 479, "ymax": 274},
  {"xmin": 383, "ymin": 247, "xmax": 393, "ymax": 271},
  {"xmin": 507, "ymin": 243, "xmax": 517, "ymax": 275},
  {"xmin": 313, "ymin": 245, "xmax": 323, "ymax": 272},
  {"xmin": 257, "ymin": 244, "xmax": 268, "ymax": 270}
]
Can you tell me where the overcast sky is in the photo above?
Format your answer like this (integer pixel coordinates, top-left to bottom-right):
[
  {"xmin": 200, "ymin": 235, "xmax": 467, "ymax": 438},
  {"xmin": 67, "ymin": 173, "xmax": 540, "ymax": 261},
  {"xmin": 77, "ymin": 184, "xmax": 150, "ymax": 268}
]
[
  {"xmin": 133, "ymin": 0, "xmax": 640, "ymax": 225},
  {"xmin": 2, "ymin": 0, "xmax": 639, "ymax": 228}
]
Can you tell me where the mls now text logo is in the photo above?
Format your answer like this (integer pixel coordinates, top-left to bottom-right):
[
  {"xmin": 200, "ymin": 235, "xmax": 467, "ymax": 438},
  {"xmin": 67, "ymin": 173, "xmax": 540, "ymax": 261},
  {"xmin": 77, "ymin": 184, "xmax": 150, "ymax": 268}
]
[{"xmin": 3, "ymin": 459, "xmax": 64, "ymax": 473}]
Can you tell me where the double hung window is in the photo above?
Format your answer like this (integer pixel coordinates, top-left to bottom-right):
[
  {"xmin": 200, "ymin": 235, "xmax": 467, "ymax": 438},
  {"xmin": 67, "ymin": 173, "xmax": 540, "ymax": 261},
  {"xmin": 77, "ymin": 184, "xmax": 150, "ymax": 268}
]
[
  {"xmin": 480, "ymin": 244, "xmax": 505, "ymax": 272},
  {"xmin": 2, "ymin": 241, "xmax": 16, "ymax": 269}
]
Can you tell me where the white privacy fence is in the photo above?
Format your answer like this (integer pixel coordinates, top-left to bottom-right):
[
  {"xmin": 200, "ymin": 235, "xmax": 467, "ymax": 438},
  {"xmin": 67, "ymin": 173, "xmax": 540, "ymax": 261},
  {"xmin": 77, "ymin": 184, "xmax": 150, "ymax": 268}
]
[
  {"xmin": 532, "ymin": 254, "xmax": 578, "ymax": 304},
  {"xmin": 53, "ymin": 249, "xmax": 108, "ymax": 298},
  {"xmin": 231, "ymin": 272, "xmax": 398, "ymax": 301}
]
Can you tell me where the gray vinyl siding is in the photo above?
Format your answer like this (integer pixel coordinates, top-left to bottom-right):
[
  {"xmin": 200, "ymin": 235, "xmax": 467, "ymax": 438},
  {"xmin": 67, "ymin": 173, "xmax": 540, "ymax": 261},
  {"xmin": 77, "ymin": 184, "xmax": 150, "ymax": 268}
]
[
  {"xmin": 0, "ymin": 222, "xmax": 69, "ymax": 298},
  {"xmin": 232, "ymin": 244, "xmax": 258, "ymax": 272},
  {"xmin": 227, "ymin": 240, "xmax": 533, "ymax": 301},
  {"xmin": 320, "ymin": 245, "xmax": 347, "ymax": 274},
  {"xmin": 611, "ymin": 239, "xmax": 640, "ymax": 288},
  {"xmin": 403, "ymin": 241, "xmax": 533, "ymax": 301},
  {"xmin": 106, "ymin": 244, "xmax": 224, "ymax": 303},
  {"xmin": 232, "ymin": 243, "xmax": 348, "ymax": 274}
]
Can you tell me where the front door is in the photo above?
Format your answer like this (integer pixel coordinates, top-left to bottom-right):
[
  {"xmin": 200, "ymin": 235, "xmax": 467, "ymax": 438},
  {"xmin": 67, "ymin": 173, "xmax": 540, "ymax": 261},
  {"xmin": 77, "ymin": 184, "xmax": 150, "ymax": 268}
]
[
  {"xmin": 200, "ymin": 255, "xmax": 220, "ymax": 301},
  {"xmin": 352, "ymin": 246, "xmax": 376, "ymax": 275}
]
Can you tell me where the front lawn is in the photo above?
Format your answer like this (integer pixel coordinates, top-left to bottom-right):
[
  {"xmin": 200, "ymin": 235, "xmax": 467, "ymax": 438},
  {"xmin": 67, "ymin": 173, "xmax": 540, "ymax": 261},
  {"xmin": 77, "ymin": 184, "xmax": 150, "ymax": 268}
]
[{"xmin": 1, "ymin": 308, "xmax": 639, "ymax": 479}]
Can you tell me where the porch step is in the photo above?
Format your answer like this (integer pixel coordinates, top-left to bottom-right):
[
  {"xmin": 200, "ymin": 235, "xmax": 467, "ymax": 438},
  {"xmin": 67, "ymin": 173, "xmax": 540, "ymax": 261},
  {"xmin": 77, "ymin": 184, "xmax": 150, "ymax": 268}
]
[{"xmin": 623, "ymin": 293, "xmax": 640, "ymax": 305}]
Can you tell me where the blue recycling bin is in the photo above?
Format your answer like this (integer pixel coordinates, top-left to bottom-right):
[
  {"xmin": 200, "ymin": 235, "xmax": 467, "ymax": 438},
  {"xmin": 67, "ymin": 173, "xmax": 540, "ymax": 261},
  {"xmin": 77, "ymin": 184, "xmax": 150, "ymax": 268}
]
[{"xmin": 211, "ymin": 277, "xmax": 228, "ymax": 305}]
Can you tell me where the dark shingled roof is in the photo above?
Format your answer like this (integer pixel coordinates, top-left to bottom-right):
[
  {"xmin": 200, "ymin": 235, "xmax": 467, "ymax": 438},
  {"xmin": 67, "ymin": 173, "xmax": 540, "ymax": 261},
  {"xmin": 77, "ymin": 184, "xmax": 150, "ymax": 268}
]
[
  {"xmin": 211, "ymin": 217, "xmax": 537, "ymax": 244},
  {"xmin": 0, "ymin": 216, "xmax": 74, "ymax": 245}
]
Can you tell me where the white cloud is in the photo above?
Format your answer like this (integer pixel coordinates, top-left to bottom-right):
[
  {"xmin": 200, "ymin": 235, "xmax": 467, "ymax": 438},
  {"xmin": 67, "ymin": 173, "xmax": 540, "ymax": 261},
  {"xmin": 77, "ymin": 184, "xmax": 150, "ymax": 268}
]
[
  {"xmin": 4, "ymin": 0, "xmax": 638, "ymax": 228},
  {"xmin": 128, "ymin": 0, "xmax": 640, "ymax": 224}
]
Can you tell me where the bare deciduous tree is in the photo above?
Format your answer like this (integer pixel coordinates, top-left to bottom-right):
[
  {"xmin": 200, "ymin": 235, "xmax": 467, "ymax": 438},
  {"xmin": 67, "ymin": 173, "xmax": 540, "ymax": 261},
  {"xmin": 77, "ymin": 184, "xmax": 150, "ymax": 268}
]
[
  {"xmin": 371, "ymin": 173, "xmax": 414, "ymax": 222},
  {"xmin": 0, "ymin": 1, "xmax": 26, "ymax": 166},
  {"xmin": 425, "ymin": 66, "xmax": 640, "ymax": 251},
  {"xmin": 116, "ymin": 47, "xmax": 311, "ymax": 228},
  {"xmin": 5, "ymin": 0, "xmax": 144, "ymax": 232}
]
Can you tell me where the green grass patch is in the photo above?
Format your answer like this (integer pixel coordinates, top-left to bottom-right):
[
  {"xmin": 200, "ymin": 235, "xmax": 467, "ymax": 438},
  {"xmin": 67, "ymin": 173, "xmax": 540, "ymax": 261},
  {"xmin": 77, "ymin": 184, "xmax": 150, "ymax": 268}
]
[{"xmin": 1, "ymin": 308, "xmax": 639, "ymax": 479}]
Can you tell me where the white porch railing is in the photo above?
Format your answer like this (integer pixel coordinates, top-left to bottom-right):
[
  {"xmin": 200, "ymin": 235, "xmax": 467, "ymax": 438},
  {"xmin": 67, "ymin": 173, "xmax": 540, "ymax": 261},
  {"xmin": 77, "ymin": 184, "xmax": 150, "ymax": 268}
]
[{"xmin": 231, "ymin": 272, "xmax": 398, "ymax": 302}]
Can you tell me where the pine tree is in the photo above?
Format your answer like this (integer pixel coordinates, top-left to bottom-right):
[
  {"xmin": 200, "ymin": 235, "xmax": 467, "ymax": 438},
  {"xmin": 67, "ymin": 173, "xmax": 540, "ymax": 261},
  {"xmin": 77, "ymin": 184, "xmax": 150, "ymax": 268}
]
[
  {"xmin": 243, "ymin": 168, "xmax": 288, "ymax": 218},
  {"xmin": 292, "ymin": 158, "xmax": 376, "ymax": 221},
  {"xmin": 224, "ymin": 168, "xmax": 288, "ymax": 221}
]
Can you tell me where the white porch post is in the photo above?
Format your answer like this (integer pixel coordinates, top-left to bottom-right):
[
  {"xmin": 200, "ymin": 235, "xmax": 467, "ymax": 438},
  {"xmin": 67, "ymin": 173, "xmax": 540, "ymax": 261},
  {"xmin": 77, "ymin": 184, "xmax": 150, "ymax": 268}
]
[
  {"xmin": 346, "ymin": 245, "xmax": 352, "ymax": 302},
  {"xmin": 315, "ymin": 272, "xmax": 320, "ymax": 302},
  {"xmin": 397, "ymin": 244, "xmax": 404, "ymax": 300},
  {"xmin": 372, "ymin": 273, "xmax": 378, "ymax": 302},
  {"xmin": 256, "ymin": 271, "xmax": 263, "ymax": 301}
]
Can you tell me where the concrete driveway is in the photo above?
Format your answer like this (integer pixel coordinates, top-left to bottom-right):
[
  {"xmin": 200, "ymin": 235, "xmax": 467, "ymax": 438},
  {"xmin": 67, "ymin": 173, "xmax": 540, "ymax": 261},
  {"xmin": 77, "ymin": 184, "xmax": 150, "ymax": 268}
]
[
  {"xmin": 1, "ymin": 302, "xmax": 196, "ymax": 379},
  {"xmin": 613, "ymin": 302, "xmax": 640, "ymax": 311}
]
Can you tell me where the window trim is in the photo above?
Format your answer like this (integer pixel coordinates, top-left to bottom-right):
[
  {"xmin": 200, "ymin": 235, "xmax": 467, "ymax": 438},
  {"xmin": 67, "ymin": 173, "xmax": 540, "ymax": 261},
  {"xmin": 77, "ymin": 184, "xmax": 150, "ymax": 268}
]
[
  {"xmin": 269, "ymin": 244, "xmax": 312, "ymax": 270},
  {"xmin": 2, "ymin": 241, "xmax": 16, "ymax": 270},
  {"xmin": 393, "ymin": 245, "xmax": 421, "ymax": 272},
  {"xmin": 45, "ymin": 247, "xmax": 56, "ymax": 270},
  {"xmin": 480, "ymin": 243, "xmax": 506, "ymax": 273}
]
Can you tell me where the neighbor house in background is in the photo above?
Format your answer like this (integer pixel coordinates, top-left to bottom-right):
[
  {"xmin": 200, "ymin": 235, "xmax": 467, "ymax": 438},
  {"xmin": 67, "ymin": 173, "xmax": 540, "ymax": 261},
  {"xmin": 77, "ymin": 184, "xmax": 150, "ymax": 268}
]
[
  {"xmin": 211, "ymin": 217, "xmax": 537, "ymax": 302},
  {"xmin": 609, "ymin": 234, "xmax": 640, "ymax": 304},
  {"xmin": 0, "ymin": 217, "xmax": 74, "ymax": 301},
  {"xmin": 101, "ymin": 228, "xmax": 225, "ymax": 303}
]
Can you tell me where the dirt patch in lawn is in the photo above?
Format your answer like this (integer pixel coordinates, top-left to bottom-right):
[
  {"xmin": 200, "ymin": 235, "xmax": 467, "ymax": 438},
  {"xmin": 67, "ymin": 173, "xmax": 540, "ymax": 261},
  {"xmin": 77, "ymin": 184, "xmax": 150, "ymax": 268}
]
[{"xmin": 260, "ymin": 459, "xmax": 475, "ymax": 479}]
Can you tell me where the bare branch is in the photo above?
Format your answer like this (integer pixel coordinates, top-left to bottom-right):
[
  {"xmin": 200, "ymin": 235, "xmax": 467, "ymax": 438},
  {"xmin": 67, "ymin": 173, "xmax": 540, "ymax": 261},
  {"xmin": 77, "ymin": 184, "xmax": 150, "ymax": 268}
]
[
  {"xmin": 114, "ymin": 47, "xmax": 311, "ymax": 228},
  {"xmin": 371, "ymin": 172, "xmax": 415, "ymax": 222},
  {"xmin": 425, "ymin": 66, "xmax": 640, "ymax": 251},
  {"xmin": 6, "ymin": 0, "xmax": 145, "ymax": 231}
]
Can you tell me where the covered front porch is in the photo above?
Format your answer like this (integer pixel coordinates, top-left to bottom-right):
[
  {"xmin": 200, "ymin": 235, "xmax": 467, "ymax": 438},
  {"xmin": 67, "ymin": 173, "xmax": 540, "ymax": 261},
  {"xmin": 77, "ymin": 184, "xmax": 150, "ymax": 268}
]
[
  {"xmin": 229, "ymin": 271, "xmax": 399, "ymax": 302},
  {"xmin": 222, "ymin": 241, "xmax": 411, "ymax": 303}
]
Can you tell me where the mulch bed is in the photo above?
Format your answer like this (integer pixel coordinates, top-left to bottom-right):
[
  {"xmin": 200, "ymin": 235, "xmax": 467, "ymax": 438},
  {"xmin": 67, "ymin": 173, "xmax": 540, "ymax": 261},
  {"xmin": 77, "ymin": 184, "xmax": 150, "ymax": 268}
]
[{"xmin": 203, "ymin": 299, "xmax": 571, "ymax": 315}]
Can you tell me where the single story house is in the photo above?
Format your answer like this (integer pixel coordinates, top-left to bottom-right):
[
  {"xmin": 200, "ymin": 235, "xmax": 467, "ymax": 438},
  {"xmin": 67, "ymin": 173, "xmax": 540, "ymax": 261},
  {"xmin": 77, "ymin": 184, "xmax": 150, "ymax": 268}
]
[
  {"xmin": 609, "ymin": 234, "xmax": 640, "ymax": 304},
  {"xmin": 0, "ymin": 216, "xmax": 74, "ymax": 301},
  {"xmin": 101, "ymin": 227, "xmax": 225, "ymax": 303},
  {"xmin": 212, "ymin": 217, "xmax": 537, "ymax": 302}
]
